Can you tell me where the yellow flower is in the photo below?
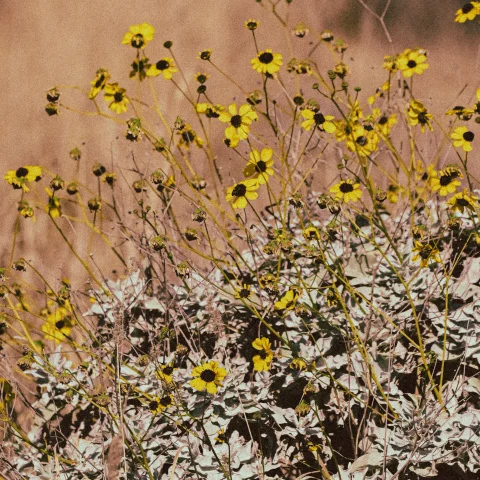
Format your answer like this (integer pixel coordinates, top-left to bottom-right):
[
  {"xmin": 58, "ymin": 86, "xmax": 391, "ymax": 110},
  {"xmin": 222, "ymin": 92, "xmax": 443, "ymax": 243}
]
[
  {"xmin": 190, "ymin": 361, "xmax": 227, "ymax": 394},
  {"xmin": 4, "ymin": 166, "xmax": 43, "ymax": 192},
  {"xmin": 243, "ymin": 148, "xmax": 274, "ymax": 184},
  {"xmin": 300, "ymin": 109, "xmax": 336, "ymax": 132},
  {"xmin": 275, "ymin": 288, "xmax": 300, "ymax": 311},
  {"xmin": 149, "ymin": 394, "xmax": 174, "ymax": 414},
  {"xmin": 408, "ymin": 100, "xmax": 433, "ymax": 133},
  {"xmin": 147, "ymin": 58, "xmax": 178, "ymax": 80},
  {"xmin": 412, "ymin": 241, "xmax": 441, "ymax": 268},
  {"xmin": 290, "ymin": 358, "xmax": 307, "ymax": 371},
  {"xmin": 155, "ymin": 363, "xmax": 176, "ymax": 383},
  {"xmin": 219, "ymin": 103, "xmax": 258, "ymax": 142},
  {"xmin": 251, "ymin": 49, "xmax": 283, "ymax": 75},
  {"xmin": 252, "ymin": 337, "xmax": 273, "ymax": 372},
  {"xmin": 244, "ymin": 19, "xmax": 260, "ymax": 30},
  {"xmin": 455, "ymin": 2, "xmax": 480, "ymax": 22},
  {"xmin": 235, "ymin": 284, "xmax": 253, "ymax": 299},
  {"xmin": 122, "ymin": 23, "xmax": 155, "ymax": 49},
  {"xmin": 225, "ymin": 179, "xmax": 260, "ymax": 209},
  {"xmin": 373, "ymin": 110, "xmax": 397, "ymax": 136},
  {"xmin": 451, "ymin": 126, "xmax": 475, "ymax": 152},
  {"xmin": 386, "ymin": 184, "xmax": 406, "ymax": 204},
  {"xmin": 18, "ymin": 201, "xmax": 35, "ymax": 221},
  {"xmin": 177, "ymin": 124, "xmax": 204, "ymax": 149},
  {"xmin": 330, "ymin": 179, "xmax": 362, "ymax": 203},
  {"xmin": 382, "ymin": 55, "xmax": 398, "ymax": 73},
  {"xmin": 41, "ymin": 306, "xmax": 75, "ymax": 344},
  {"xmin": 397, "ymin": 48, "xmax": 428, "ymax": 78},
  {"xmin": 45, "ymin": 187, "xmax": 62, "ymax": 218},
  {"xmin": 446, "ymin": 189, "xmax": 478, "ymax": 213},
  {"xmin": 89, "ymin": 68, "xmax": 110, "ymax": 99},
  {"xmin": 345, "ymin": 125, "xmax": 379, "ymax": 157},
  {"xmin": 302, "ymin": 225, "xmax": 321, "ymax": 241},
  {"xmin": 104, "ymin": 83, "xmax": 129, "ymax": 114},
  {"xmin": 430, "ymin": 165, "xmax": 463, "ymax": 196}
]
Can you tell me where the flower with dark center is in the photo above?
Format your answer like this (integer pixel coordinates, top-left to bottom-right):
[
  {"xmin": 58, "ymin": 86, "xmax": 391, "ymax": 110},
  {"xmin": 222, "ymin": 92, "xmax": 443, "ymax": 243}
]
[
  {"xmin": 219, "ymin": 103, "xmax": 258, "ymax": 143},
  {"xmin": 397, "ymin": 48, "xmax": 428, "ymax": 77},
  {"xmin": 252, "ymin": 337, "xmax": 273, "ymax": 371},
  {"xmin": 103, "ymin": 83, "xmax": 129, "ymax": 114},
  {"xmin": 330, "ymin": 179, "xmax": 362, "ymax": 203},
  {"xmin": 190, "ymin": 361, "xmax": 227, "ymax": 394},
  {"xmin": 452, "ymin": 126, "xmax": 475, "ymax": 152},
  {"xmin": 4, "ymin": 165, "xmax": 43, "ymax": 192},
  {"xmin": 147, "ymin": 58, "xmax": 177, "ymax": 79},
  {"xmin": 447, "ymin": 189, "xmax": 478, "ymax": 213},
  {"xmin": 243, "ymin": 148, "xmax": 274, "ymax": 184},
  {"xmin": 251, "ymin": 49, "xmax": 283, "ymax": 75},
  {"xmin": 122, "ymin": 23, "xmax": 155, "ymax": 49}
]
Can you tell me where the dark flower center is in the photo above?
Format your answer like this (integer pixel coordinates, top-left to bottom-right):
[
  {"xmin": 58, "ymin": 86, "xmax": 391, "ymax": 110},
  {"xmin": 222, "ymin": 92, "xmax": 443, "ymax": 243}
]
[
  {"xmin": 457, "ymin": 198, "xmax": 470, "ymax": 206},
  {"xmin": 339, "ymin": 182, "xmax": 354, "ymax": 193},
  {"xmin": 255, "ymin": 160, "xmax": 267, "ymax": 173},
  {"xmin": 258, "ymin": 349, "xmax": 268, "ymax": 359},
  {"xmin": 463, "ymin": 131, "xmax": 475, "ymax": 142},
  {"xmin": 439, "ymin": 174, "xmax": 453, "ymax": 186},
  {"xmin": 356, "ymin": 136, "xmax": 367, "ymax": 146},
  {"xmin": 163, "ymin": 366, "xmax": 174, "ymax": 375},
  {"xmin": 16, "ymin": 167, "xmax": 29, "ymax": 178},
  {"xmin": 313, "ymin": 113, "xmax": 326, "ymax": 125},
  {"xmin": 94, "ymin": 74, "xmax": 106, "ymax": 88},
  {"xmin": 407, "ymin": 60, "xmax": 417, "ymax": 69},
  {"xmin": 239, "ymin": 288, "xmax": 250, "ymax": 298},
  {"xmin": 378, "ymin": 116, "xmax": 388, "ymax": 125},
  {"xmin": 182, "ymin": 130, "xmax": 195, "ymax": 142},
  {"xmin": 419, "ymin": 245, "xmax": 433, "ymax": 259},
  {"xmin": 200, "ymin": 369, "xmax": 216, "ymax": 382},
  {"xmin": 462, "ymin": 4, "xmax": 474, "ymax": 13},
  {"xmin": 259, "ymin": 52, "xmax": 274, "ymax": 64},
  {"xmin": 232, "ymin": 184, "xmax": 247, "ymax": 197},
  {"xmin": 160, "ymin": 395, "xmax": 172, "ymax": 407},
  {"xmin": 231, "ymin": 115, "xmax": 242, "ymax": 128},
  {"xmin": 55, "ymin": 320, "xmax": 65, "ymax": 330},
  {"xmin": 418, "ymin": 112, "xmax": 428, "ymax": 125},
  {"xmin": 131, "ymin": 34, "xmax": 145, "ymax": 48},
  {"xmin": 114, "ymin": 92, "xmax": 124, "ymax": 102},
  {"xmin": 156, "ymin": 60, "xmax": 170, "ymax": 71},
  {"xmin": 149, "ymin": 400, "xmax": 159, "ymax": 410}
]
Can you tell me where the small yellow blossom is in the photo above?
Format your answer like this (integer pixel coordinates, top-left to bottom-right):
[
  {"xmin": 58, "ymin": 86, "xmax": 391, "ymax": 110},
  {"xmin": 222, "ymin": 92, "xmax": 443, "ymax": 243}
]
[
  {"xmin": 147, "ymin": 58, "xmax": 177, "ymax": 80},
  {"xmin": 252, "ymin": 337, "xmax": 273, "ymax": 372},
  {"xmin": 301, "ymin": 109, "xmax": 336, "ymax": 132},
  {"xmin": 412, "ymin": 241, "xmax": 441, "ymax": 268},
  {"xmin": 330, "ymin": 179, "xmax": 362, "ymax": 203},
  {"xmin": 446, "ymin": 189, "xmax": 478, "ymax": 214},
  {"xmin": 275, "ymin": 288, "xmax": 301, "ymax": 311},
  {"xmin": 451, "ymin": 126, "xmax": 475, "ymax": 152},
  {"xmin": 408, "ymin": 100, "xmax": 433, "ymax": 133},
  {"xmin": 397, "ymin": 48, "xmax": 428, "ymax": 78},
  {"xmin": 218, "ymin": 103, "xmax": 258, "ymax": 143},
  {"xmin": 89, "ymin": 68, "xmax": 110, "ymax": 99},
  {"xmin": 104, "ymin": 83, "xmax": 129, "ymax": 114},
  {"xmin": 430, "ymin": 165, "xmax": 463, "ymax": 196},
  {"xmin": 122, "ymin": 23, "xmax": 155, "ymax": 49},
  {"xmin": 41, "ymin": 305, "xmax": 75, "ymax": 344},
  {"xmin": 190, "ymin": 361, "xmax": 227, "ymax": 394},
  {"xmin": 4, "ymin": 166, "xmax": 42, "ymax": 192},
  {"xmin": 251, "ymin": 49, "xmax": 283, "ymax": 75},
  {"xmin": 225, "ymin": 179, "xmax": 260, "ymax": 209},
  {"xmin": 455, "ymin": 2, "xmax": 480, "ymax": 23},
  {"xmin": 243, "ymin": 148, "xmax": 274, "ymax": 184}
]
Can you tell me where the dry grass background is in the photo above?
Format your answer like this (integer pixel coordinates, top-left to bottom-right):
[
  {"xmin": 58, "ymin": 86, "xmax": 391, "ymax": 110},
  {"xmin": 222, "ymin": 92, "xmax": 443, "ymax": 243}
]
[{"xmin": 1, "ymin": 0, "xmax": 479, "ymax": 290}]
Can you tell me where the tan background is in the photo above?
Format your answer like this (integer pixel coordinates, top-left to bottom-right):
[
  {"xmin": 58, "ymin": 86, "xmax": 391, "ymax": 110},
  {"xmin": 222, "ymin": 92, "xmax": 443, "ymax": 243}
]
[{"xmin": 1, "ymin": 0, "xmax": 479, "ymax": 289}]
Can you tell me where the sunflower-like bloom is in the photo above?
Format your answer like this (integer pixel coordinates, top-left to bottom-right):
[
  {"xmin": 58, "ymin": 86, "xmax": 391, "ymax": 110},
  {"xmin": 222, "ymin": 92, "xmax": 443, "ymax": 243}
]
[
  {"xmin": 397, "ymin": 48, "xmax": 428, "ymax": 78},
  {"xmin": 219, "ymin": 103, "xmax": 258, "ymax": 143},
  {"xmin": 345, "ymin": 125, "xmax": 379, "ymax": 157},
  {"xmin": 455, "ymin": 2, "xmax": 480, "ymax": 23},
  {"xmin": 252, "ymin": 337, "xmax": 273, "ymax": 372},
  {"xmin": 41, "ymin": 305, "xmax": 75, "ymax": 344},
  {"xmin": 235, "ymin": 284, "xmax": 253, "ymax": 299},
  {"xmin": 225, "ymin": 179, "xmax": 260, "ymax": 209},
  {"xmin": 196, "ymin": 103, "xmax": 224, "ymax": 118},
  {"xmin": 275, "ymin": 288, "xmax": 300, "ymax": 311},
  {"xmin": 447, "ymin": 189, "xmax": 478, "ymax": 213},
  {"xmin": 88, "ymin": 68, "xmax": 110, "ymax": 99},
  {"xmin": 149, "ymin": 394, "xmax": 174, "ymax": 414},
  {"xmin": 302, "ymin": 225, "xmax": 321, "ymax": 241},
  {"xmin": 330, "ymin": 179, "xmax": 363, "ymax": 203},
  {"xmin": 408, "ymin": 100, "xmax": 433, "ymax": 133},
  {"xmin": 155, "ymin": 363, "xmax": 176, "ymax": 384},
  {"xmin": 122, "ymin": 23, "xmax": 155, "ymax": 49},
  {"xmin": 4, "ymin": 166, "xmax": 42, "ymax": 192},
  {"xmin": 177, "ymin": 124, "xmax": 204, "ymax": 149},
  {"xmin": 251, "ymin": 49, "xmax": 283, "ymax": 75},
  {"xmin": 451, "ymin": 126, "xmax": 475, "ymax": 152},
  {"xmin": 300, "ymin": 109, "xmax": 336, "ymax": 132},
  {"xmin": 372, "ymin": 109, "xmax": 397, "ymax": 137},
  {"xmin": 243, "ymin": 148, "xmax": 274, "ymax": 184},
  {"xmin": 190, "ymin": 360, "xmax": 227, "ymax": 394},
  {"xmin": 412, "ymin": 241, "xmax": 441, "ymax": 268},
  {"xmin": 147, "ymin": 58, "xmax": 178, "ymax": 80},
  {"xmin": 104, "ymin": 83, "xmax": 129, "ymax": 114},
  {"xmin": 430, "ymin": 165, "xmax": 463, "ymax": 196}
]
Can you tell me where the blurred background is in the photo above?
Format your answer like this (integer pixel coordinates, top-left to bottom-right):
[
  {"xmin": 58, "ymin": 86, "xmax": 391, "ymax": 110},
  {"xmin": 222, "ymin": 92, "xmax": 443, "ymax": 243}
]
[{"xmin": 1, "ymin": 0, "xmax": 479, "ymax": 288}]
